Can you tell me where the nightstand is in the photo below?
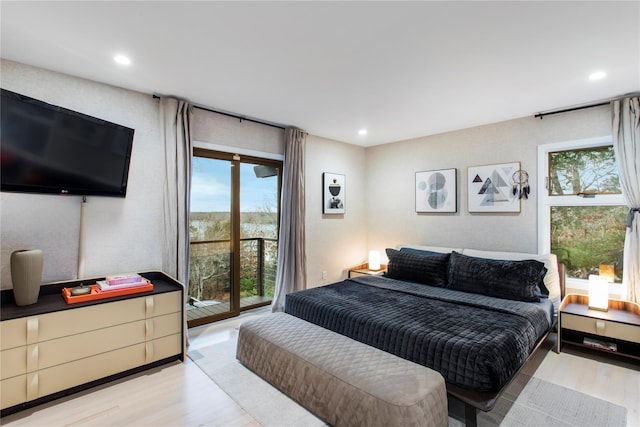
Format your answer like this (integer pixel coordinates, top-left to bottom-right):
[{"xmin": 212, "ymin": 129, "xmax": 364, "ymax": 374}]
[
  {"xmin": 348, "ymin": 263, "xmax": 387, "ymax": 278},
  {"xmin": 558, "ymin": 294, "xmax": 640, "ymax": 361}
]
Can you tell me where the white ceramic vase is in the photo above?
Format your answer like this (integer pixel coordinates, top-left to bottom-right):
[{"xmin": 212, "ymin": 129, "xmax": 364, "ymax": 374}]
[{"xmin": 10, "ymin": 249, "xmax": 43, "ymax": 306}]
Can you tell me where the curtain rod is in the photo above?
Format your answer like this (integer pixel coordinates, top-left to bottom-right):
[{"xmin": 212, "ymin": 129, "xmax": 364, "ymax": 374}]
[
  {"xmin": 152, "ymin": 94, "xmax": 286, "ymax": 130},
  {"xmin": 534, "ymin": 92, "xmax": 640, "ymax": 119}
]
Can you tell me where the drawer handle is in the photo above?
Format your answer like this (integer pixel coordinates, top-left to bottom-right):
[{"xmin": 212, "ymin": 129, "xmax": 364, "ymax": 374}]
[
  {"xmin": 595, "ymin": 319, "xmax": 606, "ymax": 334},
  {"xmin": 146, "ymin": 296, "xmax": 154, "ymax": 317},
  {"xmin": 145, "ymin": 342, "xmax": 154, "ymax": 363},
  {"xmin": 145, "ymin": 320, "xmax": 154, "ymax": 340},
  {"xmin": 27, "ymin": 372, "xmax": 38, "ymax": 401},
  {"xmin": 27, "ymin": 344, "xmax": 38, "ymax": 372},
  {"xmin": 27, "ymin": 317, "xmax": 38, "ymax": 344}
]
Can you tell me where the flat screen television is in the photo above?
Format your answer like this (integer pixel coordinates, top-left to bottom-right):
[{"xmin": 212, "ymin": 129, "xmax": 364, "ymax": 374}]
[{"xmin": 1, "ymin": 88, "xmax": 135, "ymax": 197}]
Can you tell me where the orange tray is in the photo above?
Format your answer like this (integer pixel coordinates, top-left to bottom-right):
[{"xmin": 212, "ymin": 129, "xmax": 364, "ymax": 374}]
[{"xmin": 62, "ymin": 282, "xmax": 154, "ymax": 304}]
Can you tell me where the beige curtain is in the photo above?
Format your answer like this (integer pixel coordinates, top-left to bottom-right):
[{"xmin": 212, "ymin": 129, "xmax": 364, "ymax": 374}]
[
  {"xmin": 612, "ymin": 96, "xmax": 640, "ymax": 303},
  {"xmin": 272, "ymin": 128, "xmax": 307, "ymax": 312},
  {"xmin": 159, "ymin": 97, "xmax": 193, "ymax": 289}
]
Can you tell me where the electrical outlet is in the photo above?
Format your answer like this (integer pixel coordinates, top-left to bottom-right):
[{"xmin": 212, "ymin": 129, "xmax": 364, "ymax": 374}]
[{"xmin": 322, "ymin": 271, "xmax": 327, "ymax": 280}]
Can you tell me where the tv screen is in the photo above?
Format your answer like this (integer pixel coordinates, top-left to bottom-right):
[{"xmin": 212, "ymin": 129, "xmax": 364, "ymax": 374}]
[{"xmin": 0, "ymin": 89, "xmax": 134, "ymax": 197}]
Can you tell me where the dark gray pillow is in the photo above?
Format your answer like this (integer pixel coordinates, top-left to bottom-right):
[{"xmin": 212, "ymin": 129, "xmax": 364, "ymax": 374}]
[
  {"xmin": 385, "ymin": 248, "xmax": 450, "ymax": 287},
  {"xmin": 447, "ymin": 252, "xmax": 546, "ymax": 302},
  {"xmin": 399, "ymin": 247, "xmax": 444, "ymax": 256}
]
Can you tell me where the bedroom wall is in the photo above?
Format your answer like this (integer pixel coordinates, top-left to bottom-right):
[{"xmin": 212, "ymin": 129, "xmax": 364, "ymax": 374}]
[
  {"xmin": 365, "ymin": 105, "xmax": 612, "ymax": 258},
  {"xmin": 0, "ymin": 59, "xmax": 164, "ymax": 288},
  {"xmin": 305, "ymin": 135, "xmax": 368, "ymax": 288},
  {"xmin": 0, "ymin": 59, "xmax": 367, "ymax": 292}
]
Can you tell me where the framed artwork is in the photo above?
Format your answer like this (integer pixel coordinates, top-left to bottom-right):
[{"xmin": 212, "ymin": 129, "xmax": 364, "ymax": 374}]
[
  {"xmin": 323, "ymin": 172, "xmax": 345, "ymax": 214},
  {"xmin": 468, "ymin": 162, "xmax": 521, "ymax": 213},
  {"xmin": 415, "ymin": 168, "xmax": 457, "ymax": 213}
]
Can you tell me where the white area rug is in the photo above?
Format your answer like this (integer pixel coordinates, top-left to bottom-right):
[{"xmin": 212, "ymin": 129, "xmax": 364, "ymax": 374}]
[
  {"xmin": 492, "ymin": 377, "xmax": 627, "ymax": 427},
  {"xmin": 188, "ymin": 336, "xmax": 627, "ymax": 427}
]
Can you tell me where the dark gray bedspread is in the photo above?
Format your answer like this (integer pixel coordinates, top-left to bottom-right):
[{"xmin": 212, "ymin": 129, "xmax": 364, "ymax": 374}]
[{"xmin": 284, "ymin": 275, "xmax": 553, "ymax": 392}]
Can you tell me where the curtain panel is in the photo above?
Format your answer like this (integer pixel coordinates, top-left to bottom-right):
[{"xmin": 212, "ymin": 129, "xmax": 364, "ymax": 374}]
[
  {"xmin": 272, "ymin": 128, "xmax": 307, "ymax": 312},
  {"xmin": 612, "ymin": 96, "xmax": 640, "ymax": 304},
  {"xmin": 159, "ymin": 97, "xmax": 193, "ymax": 289}
]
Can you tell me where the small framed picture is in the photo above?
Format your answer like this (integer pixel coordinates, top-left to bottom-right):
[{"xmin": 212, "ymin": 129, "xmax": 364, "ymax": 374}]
[
  {"xmin": 468, "ymin": 162, "xmax": 521, "ymax": 213},
  {"xmin": 323, "ymin": 172, "xmax": 345, "ymax": 214},
  {"xmin": 415, "ymin": 168, "xmax": 457, "ymax": 213}
]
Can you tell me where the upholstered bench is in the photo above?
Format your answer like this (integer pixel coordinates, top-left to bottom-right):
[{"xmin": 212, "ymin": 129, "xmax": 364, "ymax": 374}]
[{"xmin": 236, "ymin": 312, "xmax": 448, "ymax": 427}]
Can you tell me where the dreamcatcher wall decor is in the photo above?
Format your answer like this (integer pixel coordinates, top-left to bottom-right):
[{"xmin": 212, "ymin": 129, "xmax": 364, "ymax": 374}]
[
  {"xmin": 511, "ymin": 170, "xmax": 530, "ymax": 200},
  {"xmin": 468, "ymin": 162, "xmax": 520, "ymax": 212}
]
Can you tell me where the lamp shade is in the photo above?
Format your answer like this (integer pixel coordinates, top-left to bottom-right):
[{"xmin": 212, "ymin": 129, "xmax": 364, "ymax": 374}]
[
  {"xmin": 368, "ymin": 250, "xmax": 381, "ymax": 270},
  {"xmin": 588, "ymin": 275, "xmax": 609, "ymax": 311}
]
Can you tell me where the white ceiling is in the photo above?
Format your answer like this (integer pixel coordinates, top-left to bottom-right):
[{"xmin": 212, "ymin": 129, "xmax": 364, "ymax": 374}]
[{"xmin": 1, "ymin": 1, "xmax": 638, "ymax": 146}]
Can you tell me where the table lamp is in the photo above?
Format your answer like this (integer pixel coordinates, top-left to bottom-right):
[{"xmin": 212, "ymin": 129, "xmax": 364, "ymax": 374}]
[
  {"xmin": 588, "ymin": 275, "xmax": 609, "ymax": 311},
  {"xmin": 368, "ymin": 250, "xmax": 381, "ymax": 271}
]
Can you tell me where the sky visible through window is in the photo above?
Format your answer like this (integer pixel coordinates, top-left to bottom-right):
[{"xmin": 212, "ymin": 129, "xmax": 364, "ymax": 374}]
[{"xmin": 190, "ymin": 157, "xmax": 276, "ymax": 213}]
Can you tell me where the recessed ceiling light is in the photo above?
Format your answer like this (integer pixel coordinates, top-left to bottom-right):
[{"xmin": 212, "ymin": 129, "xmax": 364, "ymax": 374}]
[
  {"xmin": 358, "ymin": 129, "xmax": 367, "ymax": 136},
  {"xmin": 589, "ymin": 71, "xmax": 606, "ymax": 81},
  {"xmin": 114, "ymin": 55, "xmax": 131, "ymax": 65}
]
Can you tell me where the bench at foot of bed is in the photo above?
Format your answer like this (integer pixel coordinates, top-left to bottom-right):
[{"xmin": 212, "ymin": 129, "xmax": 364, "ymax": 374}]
[{"xmin": 236, "ymin": 312, "xmax": 448, "ymax": 427}]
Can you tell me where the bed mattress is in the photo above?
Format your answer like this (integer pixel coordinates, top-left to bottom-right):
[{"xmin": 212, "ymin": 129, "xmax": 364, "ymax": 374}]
[{"xmin": 284, "ymin": 275, "xmax": 553, "ymax": 392}]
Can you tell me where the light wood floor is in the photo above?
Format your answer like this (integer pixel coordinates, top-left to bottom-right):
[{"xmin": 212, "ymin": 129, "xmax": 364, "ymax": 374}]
[{"xmin": 2, "ymin": 307, "xmax": 639, "ymax": 426}]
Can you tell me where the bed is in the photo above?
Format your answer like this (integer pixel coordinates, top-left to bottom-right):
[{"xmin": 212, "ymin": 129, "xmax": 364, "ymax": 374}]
[{"xmin": 284, "ymin": 247, "xmax": 564, "ymax": 425}]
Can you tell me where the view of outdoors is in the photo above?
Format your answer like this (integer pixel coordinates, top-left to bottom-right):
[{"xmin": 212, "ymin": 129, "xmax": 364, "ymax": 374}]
[
  {"xmin": 548, "ymin": 145, "xmax": 625, "ymax": 282},
  {"xmin": 188, "ymin": 154, "xmax": 279, "ymax": 323},
  {"xmin": 551, "ymin": 206, "xmax": 627, "ymax": 282},
  {"xmin": 549, "ymin": 146, "xmax": 619, "ymax": 196},
  {"xmin": 189, "ymin": 212, "xmax": 278, "ymax": 301}
]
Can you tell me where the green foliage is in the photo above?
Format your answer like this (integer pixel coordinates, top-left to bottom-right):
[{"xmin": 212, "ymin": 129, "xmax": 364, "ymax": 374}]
[
  {"xmin": 551, "ymin": 205, "xmax": 626, "ymax": 281},
  {"xmin": 240, "ymin": 277, "xmax": 256, "ymax": 297}
]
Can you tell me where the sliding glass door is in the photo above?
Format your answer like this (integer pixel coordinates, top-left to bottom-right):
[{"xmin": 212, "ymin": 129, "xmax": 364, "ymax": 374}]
[{"xmin": 187, "ymin": 149, "xmax": 281, "ymax": 327}]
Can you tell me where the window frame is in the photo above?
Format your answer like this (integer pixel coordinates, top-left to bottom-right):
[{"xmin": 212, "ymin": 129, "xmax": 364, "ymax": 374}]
[
  {"xmin": 537, "ymin": 135, "xmax": 626, "ymax": 297},
  {"xmin": 187, "ymin": 142, "xmax": 283, "ymax": 327}
]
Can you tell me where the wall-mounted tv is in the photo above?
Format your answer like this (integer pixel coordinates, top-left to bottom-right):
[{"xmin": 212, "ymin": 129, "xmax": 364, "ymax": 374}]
[{"xmin": 1, "ymin": 89, "xmax": 135, "ymax": 197}]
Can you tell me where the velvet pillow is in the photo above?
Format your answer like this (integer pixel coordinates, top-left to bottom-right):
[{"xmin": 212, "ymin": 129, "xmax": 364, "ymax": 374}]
[
  {"xmin": 399, "ymin": 247, "xmax": 444, "ymax": 256},
  {"xmin": 447, "ymin": 252, "xmax": 546, "ymax": 302},
  {"xmin": 385, "ymin": 248, "xmax": 450, "ymax": 287}
]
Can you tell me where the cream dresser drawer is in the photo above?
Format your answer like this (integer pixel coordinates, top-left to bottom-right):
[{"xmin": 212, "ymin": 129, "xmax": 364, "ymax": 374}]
[
  {"xmin": 149, "ymin": 292, "xmax": 182, "ymax": 317},
  {"xmin": 149, "ymin": 312, "xmax": 182, "ymax": 339},
  {"xmin": 562, "ymin": 313, "xmax": 639, "ymax": 343},
  {"xmin": 1, "ymin": 375, "xmax": 26, "ymax": 409},
  {"xmin": 147, "ymin": 334, "xmax": 183, "ymax": 363},
  {"xmin": 0, "ymin": 318, "xmax": 28, "ymax": 350},
  {"xmin": 37, "ymin": 320, "xmax": 148, "ymax": 370},
  {"xmin": 37, "ymin": 343, "xmax": 148, "ymax": 397},
  {"xmin": 37, "ymin": 298, "xmax": 146, "ymax": 342},
  {"xmin": 0, "ymin": 346, "xmax": 27, "ymax": 380}
]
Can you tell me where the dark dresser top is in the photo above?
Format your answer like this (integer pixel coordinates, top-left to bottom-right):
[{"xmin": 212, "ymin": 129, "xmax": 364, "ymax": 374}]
[{"xmin": 1, "ymin": 271, "xmax": 183, "ymax": 321}]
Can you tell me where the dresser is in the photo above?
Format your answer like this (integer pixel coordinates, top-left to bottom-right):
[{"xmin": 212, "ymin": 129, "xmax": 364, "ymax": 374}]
[{"xmin": 0, "ymin": 271, "xmax": 184, "ymax": 415}]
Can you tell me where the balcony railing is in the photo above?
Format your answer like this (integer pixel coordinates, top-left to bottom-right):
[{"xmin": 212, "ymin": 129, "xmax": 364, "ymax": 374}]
[{"xmin": 188, "ymin": 237, "xmax": 278, "ymax": 305}]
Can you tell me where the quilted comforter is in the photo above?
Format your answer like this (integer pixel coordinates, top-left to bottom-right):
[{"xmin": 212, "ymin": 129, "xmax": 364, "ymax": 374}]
[{"xmin": 284, "ymin": 275, "xmax": 553, "ymax": 392}]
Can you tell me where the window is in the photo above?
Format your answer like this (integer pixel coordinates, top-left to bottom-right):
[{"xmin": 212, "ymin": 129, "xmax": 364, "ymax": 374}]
[
  {"xmin": 538, "ymin": 136, "xmax": 626, "ymax": 295},
  {"xmin": 187, "ymin": 148, "xmax": 282, "ymax": 327}
]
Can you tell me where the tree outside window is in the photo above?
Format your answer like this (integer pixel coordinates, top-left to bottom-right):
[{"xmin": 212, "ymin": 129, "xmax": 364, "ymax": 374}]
[{"xmin": 546, "ymin": 144, "xmax": 626, "ymax": 284}]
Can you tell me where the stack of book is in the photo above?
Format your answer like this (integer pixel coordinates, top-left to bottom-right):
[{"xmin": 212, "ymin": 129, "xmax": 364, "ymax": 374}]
[
  {"xmin": 583, "ymin": 337, "xmax": 617, "ymax": 352},
  {"xmin": 96, "ymin": 274, "xmax": 150, "ymax": 292}
]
